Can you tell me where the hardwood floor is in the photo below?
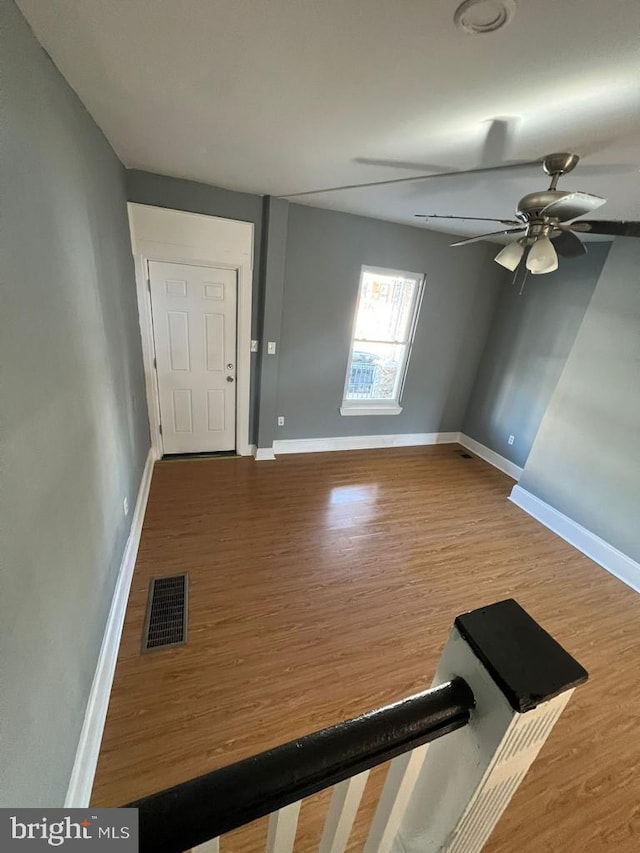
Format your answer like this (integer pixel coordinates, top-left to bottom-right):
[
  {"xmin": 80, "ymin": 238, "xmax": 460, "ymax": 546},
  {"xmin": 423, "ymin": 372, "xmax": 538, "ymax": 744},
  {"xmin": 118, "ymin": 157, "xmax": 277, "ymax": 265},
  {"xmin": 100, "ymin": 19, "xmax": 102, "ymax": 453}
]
[{"xmin": 92, "ymin": 445, "xmax": 640, "ymax": 851}]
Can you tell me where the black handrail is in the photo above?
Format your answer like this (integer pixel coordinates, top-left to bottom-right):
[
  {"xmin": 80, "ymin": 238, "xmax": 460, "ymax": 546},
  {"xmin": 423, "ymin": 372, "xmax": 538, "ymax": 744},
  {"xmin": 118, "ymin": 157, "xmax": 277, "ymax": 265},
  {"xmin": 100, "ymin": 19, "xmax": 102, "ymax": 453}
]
[{"xmin": 128, "ymin": 677, "xmax": 475, "ymax": 853}]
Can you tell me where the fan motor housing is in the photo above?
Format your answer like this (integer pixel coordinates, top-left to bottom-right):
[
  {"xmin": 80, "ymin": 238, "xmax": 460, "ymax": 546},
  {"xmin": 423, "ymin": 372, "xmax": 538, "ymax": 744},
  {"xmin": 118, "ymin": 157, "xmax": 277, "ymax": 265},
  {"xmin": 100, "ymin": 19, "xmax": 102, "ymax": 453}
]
[{"xmin": 516, "ymin": 190, "xmax": 569, "ymax": 221}]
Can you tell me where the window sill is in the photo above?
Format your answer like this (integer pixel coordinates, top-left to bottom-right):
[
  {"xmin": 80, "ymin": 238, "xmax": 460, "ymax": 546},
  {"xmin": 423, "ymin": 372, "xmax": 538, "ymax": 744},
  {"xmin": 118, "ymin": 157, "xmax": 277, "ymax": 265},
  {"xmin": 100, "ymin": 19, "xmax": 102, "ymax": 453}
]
[{"xmin": 340, "ymin": 404, "xmax": 403, "ymax": 417}]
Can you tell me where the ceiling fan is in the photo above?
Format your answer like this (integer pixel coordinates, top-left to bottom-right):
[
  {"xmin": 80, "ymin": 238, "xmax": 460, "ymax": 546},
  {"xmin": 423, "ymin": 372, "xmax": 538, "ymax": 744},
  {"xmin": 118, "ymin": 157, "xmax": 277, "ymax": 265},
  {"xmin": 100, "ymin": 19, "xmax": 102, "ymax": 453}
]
[{"xmin": 415, "ymin": 153, "xmax": 640, "ymax": 275}]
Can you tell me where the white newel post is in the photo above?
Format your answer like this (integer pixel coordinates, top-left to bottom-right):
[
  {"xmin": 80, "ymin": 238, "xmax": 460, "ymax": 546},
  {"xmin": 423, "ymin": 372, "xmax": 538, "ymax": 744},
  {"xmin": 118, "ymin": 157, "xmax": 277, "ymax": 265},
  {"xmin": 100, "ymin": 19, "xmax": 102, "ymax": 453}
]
[{"xmin": 387, "ymin": 599, "xmax": 587, "ymax": 853}]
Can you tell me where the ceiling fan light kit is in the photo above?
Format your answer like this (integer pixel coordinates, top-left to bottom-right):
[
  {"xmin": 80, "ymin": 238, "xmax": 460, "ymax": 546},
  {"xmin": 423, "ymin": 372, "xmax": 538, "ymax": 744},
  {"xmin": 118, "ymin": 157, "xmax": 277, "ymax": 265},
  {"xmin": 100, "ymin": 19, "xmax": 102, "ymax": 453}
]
[
  {"xmin": 494, "ymin": 240, "xmax": 525, "ymax": 271},
  {"xmin": 525, "ymin": 236, "xmax": 558, "ymax": 274}
]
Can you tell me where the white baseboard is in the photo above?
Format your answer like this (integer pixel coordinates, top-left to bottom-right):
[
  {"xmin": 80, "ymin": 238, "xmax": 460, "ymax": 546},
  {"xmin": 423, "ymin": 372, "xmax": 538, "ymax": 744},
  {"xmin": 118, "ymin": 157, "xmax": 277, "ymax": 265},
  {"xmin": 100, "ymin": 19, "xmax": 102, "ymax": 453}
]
[
  {"xmin": 272, "ymin": 432, "xmax": 460, "ymax": 455},
  {"xmin": 458, "ymin": 434, "xmax": 523, "ymax": 481},
  {"xmin": 254, "ymin": 447, "xmax": 276, "ymax": 461},
  {"xmin": 64, "ymin": 448, "xmax": 155, "ymax": 807},
  {"xmin": 510, "ymin": 485, "xmax": 640, "ymax": 593}
]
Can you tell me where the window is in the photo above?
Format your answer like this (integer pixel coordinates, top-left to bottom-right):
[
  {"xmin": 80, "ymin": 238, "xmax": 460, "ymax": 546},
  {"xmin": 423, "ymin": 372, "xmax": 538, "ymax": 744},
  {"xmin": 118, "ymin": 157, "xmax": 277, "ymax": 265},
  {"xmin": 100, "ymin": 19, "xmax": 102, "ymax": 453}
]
[{"xmin": 341, "ymin": 265, "xmax": 425, "ymax": 416}]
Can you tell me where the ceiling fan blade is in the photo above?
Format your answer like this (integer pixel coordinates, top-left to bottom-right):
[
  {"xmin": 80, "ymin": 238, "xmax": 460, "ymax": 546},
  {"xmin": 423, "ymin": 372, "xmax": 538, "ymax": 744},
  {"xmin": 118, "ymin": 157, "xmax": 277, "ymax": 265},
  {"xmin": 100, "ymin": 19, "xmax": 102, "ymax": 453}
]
[
  {"xmin": 353, "ymin": 117, "xmax": 520, "ymax": 175},
  {"xmin": 570, "ymin": 220, "xmax": 640, "ymax": 238},
  {"xmin": 414, "ymin": 214, "xmax": 520, "ymax": 225},
  {"xmin": 566, "ymin": 164, "xmax": 637, "ymax": 176},
  {"xmin": 539, "ymin": 192, "xmax": 607, "ymax": 221},
  {"xmin": 450, "ymin": 227, "xmax": 526, "ymax": 247},
  {"xmin": 277, "ymin": 160, "xmax": 541, "ymax": 199},
  {"xmin": 552, "ymin": 229, "xmax": 587, "ymax": 258}
]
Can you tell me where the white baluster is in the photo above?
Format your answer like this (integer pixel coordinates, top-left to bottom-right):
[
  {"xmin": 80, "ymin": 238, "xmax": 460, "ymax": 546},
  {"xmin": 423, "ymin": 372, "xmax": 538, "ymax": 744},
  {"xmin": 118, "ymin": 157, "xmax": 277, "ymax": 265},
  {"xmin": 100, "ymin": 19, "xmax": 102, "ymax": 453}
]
[
  {"xmin": 265, "ymin": 801, "xmax": 302, "ymax": 853},
  {"xmin": 192, "ymin": 838, "xmax": 219, "ymax": 853},
  {"xmin": 319, "ymin": 770, "xmax": 370, "ymax": 853},
  {"xmin": 363, "ymin": 744, "xmax": 428, "ymax": 853}
]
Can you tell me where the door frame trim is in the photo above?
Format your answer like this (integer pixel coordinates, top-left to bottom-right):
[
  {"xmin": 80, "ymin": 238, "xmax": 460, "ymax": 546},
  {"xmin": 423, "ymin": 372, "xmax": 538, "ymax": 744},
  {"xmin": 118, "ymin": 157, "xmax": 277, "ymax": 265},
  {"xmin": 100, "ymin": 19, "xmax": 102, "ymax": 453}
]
[{"xmin": 128, "ymin": 203, "xmax": 254, "ymax": 459}]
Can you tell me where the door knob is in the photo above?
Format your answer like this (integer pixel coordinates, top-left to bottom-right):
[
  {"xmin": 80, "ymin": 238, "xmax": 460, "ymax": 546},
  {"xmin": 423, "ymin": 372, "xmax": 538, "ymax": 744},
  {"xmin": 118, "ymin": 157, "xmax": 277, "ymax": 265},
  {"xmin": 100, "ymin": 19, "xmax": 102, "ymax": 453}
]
[
  {"xmin": 226, "ymin": 376, "xmax": 234, "ymax": 383},
  {"xmin": 227, "ymin": 363, "xmax": 234, "ymax": 369}
]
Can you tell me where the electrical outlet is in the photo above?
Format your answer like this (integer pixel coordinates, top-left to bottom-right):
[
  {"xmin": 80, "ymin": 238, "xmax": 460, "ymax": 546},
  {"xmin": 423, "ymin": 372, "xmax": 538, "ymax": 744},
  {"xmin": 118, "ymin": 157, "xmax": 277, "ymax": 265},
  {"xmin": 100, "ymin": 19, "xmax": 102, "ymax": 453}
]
[
  {"xmin": 267, "ymin": 341, "xmax": 277, "ymax": 355},
  {"xmin": 508, "ymin": 435, "xmax": 515, "ymax": 445},
  {"xmin": 123, "ymin": 496, "xmax": 129, "ymax": 516},
  {"xmin": 277, "ymin": 416, "xmax": 285, "ymax": 426}
]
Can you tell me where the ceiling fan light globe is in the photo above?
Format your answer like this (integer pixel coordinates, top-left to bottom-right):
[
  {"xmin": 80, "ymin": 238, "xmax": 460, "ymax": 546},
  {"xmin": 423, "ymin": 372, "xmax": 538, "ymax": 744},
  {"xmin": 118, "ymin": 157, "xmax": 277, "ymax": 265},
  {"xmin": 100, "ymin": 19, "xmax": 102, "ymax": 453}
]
[
  {"xmin": 525, "ymin": 236, "xmax": 558, "ymax": 274},
  {"xmin": 494, "ymin": 240, "xmax": 524, "ymax": 271}
]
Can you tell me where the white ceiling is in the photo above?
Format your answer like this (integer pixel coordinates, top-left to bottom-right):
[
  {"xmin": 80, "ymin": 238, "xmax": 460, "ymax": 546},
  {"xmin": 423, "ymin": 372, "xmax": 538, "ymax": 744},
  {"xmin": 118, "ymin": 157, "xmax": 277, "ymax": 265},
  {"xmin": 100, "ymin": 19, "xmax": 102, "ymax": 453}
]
[{"xmin": 17, "ymin": 0, "xmax": 640, "ymax": 240}]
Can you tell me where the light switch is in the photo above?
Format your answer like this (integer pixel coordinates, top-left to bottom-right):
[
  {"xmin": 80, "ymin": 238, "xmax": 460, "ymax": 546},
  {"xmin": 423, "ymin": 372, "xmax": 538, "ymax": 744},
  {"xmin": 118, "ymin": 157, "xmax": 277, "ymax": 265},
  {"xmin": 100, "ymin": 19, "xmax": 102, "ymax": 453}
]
[
  {"xmin": 267, "ymin": 341, "xmax": 277, "ymax": 355},
  {"xmin": 250, "ymin": 340, "xmax": 259, "ymax": 353}
]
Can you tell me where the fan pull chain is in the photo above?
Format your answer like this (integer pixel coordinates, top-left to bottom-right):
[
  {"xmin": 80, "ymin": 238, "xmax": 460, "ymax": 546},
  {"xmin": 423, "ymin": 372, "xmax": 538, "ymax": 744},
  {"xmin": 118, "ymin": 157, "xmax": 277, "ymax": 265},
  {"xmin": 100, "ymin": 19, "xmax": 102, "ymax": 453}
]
[{"xmin": 513, "ymin": 246, "xmax": 530, "ymax": 295}]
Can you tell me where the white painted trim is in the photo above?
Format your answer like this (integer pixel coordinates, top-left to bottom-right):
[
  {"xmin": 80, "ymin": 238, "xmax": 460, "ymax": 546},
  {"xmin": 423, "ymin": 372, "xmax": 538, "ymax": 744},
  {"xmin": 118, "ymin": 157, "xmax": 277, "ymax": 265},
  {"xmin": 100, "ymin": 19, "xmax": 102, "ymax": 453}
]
[
  {"xmin": 272, "ymin": 432, "xmax": 459, "ymax": 455},
  {"xmin": 254, "ymin": 447, "xmax": 277, "ymax": 461},
  {"xmin": 128, "ymin": 203, "xmax": 254, "ymax": 458},
  {"xmin": 509, "ymin": 485, "xmax": 640, "ymax": 594},
  {"xmin": 65, "ymin": 449, "xmax": 154, "ymax": 807},
  {"xmin": 458, "ymin": 434, "xmax": 523, "ymax": 481},
  {"xmin": 340, "ymin": 404, "xmax": 403, "ymax": 416}
]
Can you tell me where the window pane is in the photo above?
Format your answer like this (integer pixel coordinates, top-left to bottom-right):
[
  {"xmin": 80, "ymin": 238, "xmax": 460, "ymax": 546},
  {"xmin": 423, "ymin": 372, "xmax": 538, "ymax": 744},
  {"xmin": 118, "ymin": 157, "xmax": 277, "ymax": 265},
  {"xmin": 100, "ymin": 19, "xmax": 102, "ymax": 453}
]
[
  {"xmin": 346, "ymin": 342, "xmax": 407, "ymax": 401},
  {"xmin": 353, "ymin": 271, "xmax": 417, "ymax": 343}
]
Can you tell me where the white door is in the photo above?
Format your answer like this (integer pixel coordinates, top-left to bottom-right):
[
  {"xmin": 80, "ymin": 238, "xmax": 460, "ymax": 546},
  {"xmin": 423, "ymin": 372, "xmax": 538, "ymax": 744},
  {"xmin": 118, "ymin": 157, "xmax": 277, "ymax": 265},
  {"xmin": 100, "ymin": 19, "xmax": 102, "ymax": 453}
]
[{"xmin": 148, "ymin": 260, "xmax": 237, "ymax": 454}]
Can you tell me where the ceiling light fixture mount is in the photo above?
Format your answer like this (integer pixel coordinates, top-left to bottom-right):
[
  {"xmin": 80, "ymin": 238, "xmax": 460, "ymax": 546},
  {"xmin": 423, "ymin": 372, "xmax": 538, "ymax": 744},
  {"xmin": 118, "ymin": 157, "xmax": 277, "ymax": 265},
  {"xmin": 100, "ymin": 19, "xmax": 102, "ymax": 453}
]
[{"xmin": 454, "ymin": 0, "xmax": 517, "ymax": 35}]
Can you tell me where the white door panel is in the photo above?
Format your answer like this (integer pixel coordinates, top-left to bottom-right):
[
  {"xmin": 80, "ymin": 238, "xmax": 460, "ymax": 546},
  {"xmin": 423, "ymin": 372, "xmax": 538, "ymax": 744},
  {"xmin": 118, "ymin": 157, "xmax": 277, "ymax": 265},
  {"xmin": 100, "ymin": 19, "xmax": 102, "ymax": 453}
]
[{"xmin": 149, "ymin": 260, "xmax": 237, "ymax": 454}]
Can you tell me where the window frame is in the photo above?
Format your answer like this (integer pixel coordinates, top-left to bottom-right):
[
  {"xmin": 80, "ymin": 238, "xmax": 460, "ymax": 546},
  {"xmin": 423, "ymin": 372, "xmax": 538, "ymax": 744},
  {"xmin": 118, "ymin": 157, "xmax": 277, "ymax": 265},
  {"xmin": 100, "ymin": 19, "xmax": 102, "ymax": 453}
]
[{"xmin": 340, "ymin": 264, "xmax": 426, "ymax": 417}]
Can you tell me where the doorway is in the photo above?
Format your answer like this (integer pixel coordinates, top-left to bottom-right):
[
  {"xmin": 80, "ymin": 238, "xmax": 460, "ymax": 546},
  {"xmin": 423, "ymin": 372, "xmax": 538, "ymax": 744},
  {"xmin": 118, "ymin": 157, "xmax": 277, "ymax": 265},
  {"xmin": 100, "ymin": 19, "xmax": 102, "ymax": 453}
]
[{"xmin": 128, "ymin": 203, "xmax": 254, "ymax": 459}]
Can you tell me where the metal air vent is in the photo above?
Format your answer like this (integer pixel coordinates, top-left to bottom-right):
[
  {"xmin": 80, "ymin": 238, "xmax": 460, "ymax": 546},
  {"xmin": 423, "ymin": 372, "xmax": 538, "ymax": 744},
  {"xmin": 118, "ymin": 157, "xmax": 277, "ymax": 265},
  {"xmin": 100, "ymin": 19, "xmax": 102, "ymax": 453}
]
[{"xmin": 142, "ymin": 574, "xmax": 188, "ymax": 652}]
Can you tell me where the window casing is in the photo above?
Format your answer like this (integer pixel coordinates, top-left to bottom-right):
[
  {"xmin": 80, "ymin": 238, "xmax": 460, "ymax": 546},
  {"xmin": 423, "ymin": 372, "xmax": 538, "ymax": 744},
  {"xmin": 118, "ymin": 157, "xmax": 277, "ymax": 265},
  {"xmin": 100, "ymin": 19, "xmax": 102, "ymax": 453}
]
[{"xmin": 340, "ymin": 265, "xmax": 425, "ymax": 416}]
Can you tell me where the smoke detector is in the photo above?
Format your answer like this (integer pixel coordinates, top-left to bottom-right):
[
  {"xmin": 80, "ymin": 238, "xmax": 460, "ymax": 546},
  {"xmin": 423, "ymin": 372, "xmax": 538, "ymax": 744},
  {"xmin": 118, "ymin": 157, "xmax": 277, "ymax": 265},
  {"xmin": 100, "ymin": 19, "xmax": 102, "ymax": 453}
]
[{"xmin": 454, "ymin": 0, "xmax": 517, "ymax": 34}]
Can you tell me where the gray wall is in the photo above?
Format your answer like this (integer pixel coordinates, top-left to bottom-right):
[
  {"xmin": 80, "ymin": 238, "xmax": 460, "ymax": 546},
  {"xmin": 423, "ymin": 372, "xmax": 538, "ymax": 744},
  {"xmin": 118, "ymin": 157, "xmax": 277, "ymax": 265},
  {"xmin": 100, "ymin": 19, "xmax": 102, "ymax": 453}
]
[
  {"xmin": 275, "ymin": 204, "xmax": 505, "ymax": 440},
  {"xmin": 519, "ymin": 239, "xmax": 640, "ymax": 562},
  {"xmin": 257, "ymin": 197, "xmax": 289, "ymax": 448},
  {"xmin": 463, "ymin": 244, "xmax": 610, "ymax": 467},
  {"xmin": 125, "ymin": 169, "xmax": 264, "ymax": 440},
  {"xmin": 0, "ymin": 0, "xmax": 149, "ymax": 806}
]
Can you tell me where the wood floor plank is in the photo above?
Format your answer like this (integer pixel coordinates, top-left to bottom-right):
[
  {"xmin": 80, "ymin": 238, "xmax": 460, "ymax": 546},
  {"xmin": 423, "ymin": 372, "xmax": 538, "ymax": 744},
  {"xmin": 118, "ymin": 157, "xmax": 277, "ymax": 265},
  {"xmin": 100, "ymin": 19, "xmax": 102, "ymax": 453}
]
[{"xmin": 92, "ymin": 445, "xmax": 640, "ymax": 851}]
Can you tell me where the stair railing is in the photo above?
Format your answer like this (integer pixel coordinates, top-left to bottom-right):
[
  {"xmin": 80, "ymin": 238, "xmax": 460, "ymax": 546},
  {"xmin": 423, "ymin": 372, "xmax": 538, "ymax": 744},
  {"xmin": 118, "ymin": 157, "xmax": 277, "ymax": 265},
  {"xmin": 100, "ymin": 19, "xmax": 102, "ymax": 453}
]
[{"xmin": 127, "ymin": 599, "xmax": 587, "ymax": 853}]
